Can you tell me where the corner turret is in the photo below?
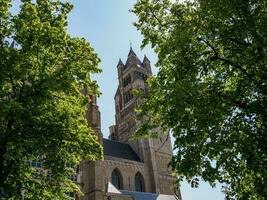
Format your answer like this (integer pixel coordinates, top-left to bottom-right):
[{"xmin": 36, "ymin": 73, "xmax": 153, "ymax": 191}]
[
  {"xmin": 83, "ymin": 90, "xmax": 103, "ymax": 145},
  {"xmin": 117, "ymin": 58, "xmax": 124, "ymax": 67},
  {"xmin": 142, "ymin": 55, "xmax": 152, "ymax": 76}
]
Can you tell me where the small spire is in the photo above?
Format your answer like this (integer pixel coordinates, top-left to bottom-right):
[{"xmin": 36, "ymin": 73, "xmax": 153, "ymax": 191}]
[
  {"xmin": 128, "ymin": 47, "xmax": 136, "ymax": 57},
  {"xmin": 119, "ymin": 58, "xmax": 123, "ymax": 65},
  {"xmin": 129, "ymin": 40, "xmax": 132, "ymax": 49},
  {"xmin": 117, "ymin": 58, "xmax": 124, "ymax": 67},
  {"xmin": 143, "ymin": 54, "xmax": 150, "ymax": 63}
]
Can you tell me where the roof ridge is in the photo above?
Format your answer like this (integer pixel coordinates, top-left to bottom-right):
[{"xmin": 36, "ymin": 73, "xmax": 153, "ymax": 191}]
[{"xmin": 103, "ymin": 138, "xmax": 129, "ymax": 145}]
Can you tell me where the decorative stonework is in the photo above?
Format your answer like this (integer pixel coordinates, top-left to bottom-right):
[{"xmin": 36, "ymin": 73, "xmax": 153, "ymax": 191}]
[{"xmin": 79, "ymin": 48, "xmax": 182, "ymax": 200}]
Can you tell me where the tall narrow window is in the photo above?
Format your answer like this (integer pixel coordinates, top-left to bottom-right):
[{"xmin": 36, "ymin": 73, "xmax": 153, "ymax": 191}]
[
  {"xmin": 111, "ymin": 169, "xmax": 123, "ymax": 189},
  {"xmin": 135, "ymin": 172, "xmax": 145, "ymax": 192},
  {"xmin": 123, "ymin": 75, "xmax": 131, "ymax": 87}
]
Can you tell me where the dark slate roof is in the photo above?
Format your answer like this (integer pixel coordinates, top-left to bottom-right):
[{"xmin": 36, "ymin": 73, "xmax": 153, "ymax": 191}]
[
  {"xmin": 120, "ymin": 190, "xmax": 179, "ymax": 200},
  {"xmin": 103, "ymin": 139, "xmax": 141, "ymax": 162}
]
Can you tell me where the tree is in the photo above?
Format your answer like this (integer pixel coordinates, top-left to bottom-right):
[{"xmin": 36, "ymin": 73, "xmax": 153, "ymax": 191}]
[
  {"xmin": 0, "ymin": 0, "xmax": 102, "ymax": 199},
  {"xmin": 133, "ymin": 0, "xmax": 267, "ymax": 199}
]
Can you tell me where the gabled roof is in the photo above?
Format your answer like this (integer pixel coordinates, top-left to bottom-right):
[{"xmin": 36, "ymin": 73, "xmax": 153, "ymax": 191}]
[
  {"xmin": 121, "ymin": 190, "xmax": 179, "ymax": 200},
  {"xmin": 103, "ymin": 138, "xmax": 141, "ymax": 162}
]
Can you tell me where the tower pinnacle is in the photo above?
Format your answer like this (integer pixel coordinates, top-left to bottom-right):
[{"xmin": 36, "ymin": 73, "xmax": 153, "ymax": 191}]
[{"xmin": 129, "ymin": 40, "xmax": 132, "ymax": 49}]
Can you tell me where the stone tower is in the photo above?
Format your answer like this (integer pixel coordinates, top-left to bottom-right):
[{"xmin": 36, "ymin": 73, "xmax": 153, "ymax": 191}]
[
  {"xmin": 109, "ymin": 48, "xmax": 151, "ymax": 145},
  {"xmin": 79, "ymin": 48, "xmax": 181, "ymax": 200},
  {"xmin": 109, "ymin": 48, "xmax": 180, "ymax": 196},
  {"xmin": 80, "ymin": 91, "xmax": 104, "ymax": 200}
]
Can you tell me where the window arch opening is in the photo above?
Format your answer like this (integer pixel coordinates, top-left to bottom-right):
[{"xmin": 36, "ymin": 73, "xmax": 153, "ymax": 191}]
[
  {"xmin": 111, "ymin": 168, "xmax": 123, "ymax": 190},
  {"xmin": 135, "ymin": 172, "xmax": 145, "ymax": 192}
]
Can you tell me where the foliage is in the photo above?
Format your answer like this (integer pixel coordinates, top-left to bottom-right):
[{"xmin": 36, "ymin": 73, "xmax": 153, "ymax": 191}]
[
  {"xmin": 133, "ymin": 0, "xmax": 267, "ymax": 199},
  {"xmin": 0, "ymin": 0, "xmax": 102, "ymax": 199}
]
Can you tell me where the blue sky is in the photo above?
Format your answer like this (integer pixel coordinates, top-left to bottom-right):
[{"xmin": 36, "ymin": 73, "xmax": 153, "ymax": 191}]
[
  {"xmin": 12, "ymin": 0, "xmax": 225, "ymax": 199},
  {"xmin": 66, "ymin": 1, "xmax": 225, "ymax": 199}
]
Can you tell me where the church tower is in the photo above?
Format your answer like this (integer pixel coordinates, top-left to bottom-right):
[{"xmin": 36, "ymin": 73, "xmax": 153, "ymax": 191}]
[
  {"xmin": 78, "ymin": 48, "xmax": 181, "ymax": 200},
  {"xmin": 109, "ymin": 48, "xmax": 181, "ymax": 197},
  {"xmin": 109, "ymin": 47, "xmax": 151, "ymax": 144}
]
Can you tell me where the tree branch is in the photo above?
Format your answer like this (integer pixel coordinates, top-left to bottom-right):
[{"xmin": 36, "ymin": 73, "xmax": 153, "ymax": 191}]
[
  {"xmin": 147, "ymin": 6, "xmax": 170, "ymax": 29},
  {"xmin": 199, "ymin": 37, "xmax": 261, "ymax": 88}
]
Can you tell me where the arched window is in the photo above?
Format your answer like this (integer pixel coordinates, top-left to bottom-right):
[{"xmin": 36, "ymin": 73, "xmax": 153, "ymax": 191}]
[
  {"xmin": 111, "ymin": 169, "xmax": 123, "ymax": 189},
  {"xmin": 135, "ymin": 172, "xmax": 145, "ymax": 192}
]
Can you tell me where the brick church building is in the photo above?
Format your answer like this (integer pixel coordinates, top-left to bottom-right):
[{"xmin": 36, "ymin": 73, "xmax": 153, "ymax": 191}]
[{"xmin": 79, "ymin": 48, "xmax": 182, "ymax": 200}]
